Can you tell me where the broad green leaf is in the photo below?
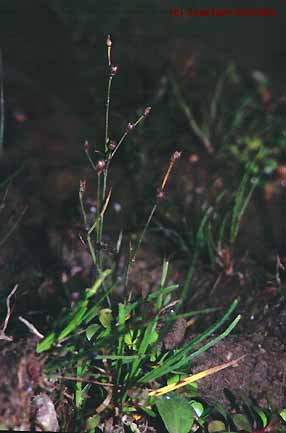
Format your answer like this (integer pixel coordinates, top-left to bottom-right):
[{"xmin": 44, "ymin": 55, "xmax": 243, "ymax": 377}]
[
  {"xmin": 190, "ymin": 400, "xmax": 204, "ymax": 417},
  {"xmin": 280, "ymin": 408, "xmax": 286, "ymax": 422},
  {"xmin": 208, "ymin": 420, "xmax": 226, "ymax": 432},
  {"xmin": 156, "ymin": 393, "xmax": 195, "ymax": 433},
  {"xmin": 232, "ymin": 413, "xmax": 252, "ymax": 432},
  {"xmin": 86, "ymin": 324, "xmax": 100, "ymax": 341},
  {"xmin": 99, "ymin": 308, "xmax": 112, "ymax": 328},
  {"xmin": 87, "ymin": 414, "xmax": 100, "ymax": 431}
]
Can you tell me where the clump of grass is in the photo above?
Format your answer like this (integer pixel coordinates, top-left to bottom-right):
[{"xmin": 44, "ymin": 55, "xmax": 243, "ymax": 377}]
[
  {"xmin": 37, "ymin": 36, "xmax": 242, "ymax": 432},
  {"xmin": 180, "ymin": 160, "xmax": 259, "ymax": 303},
  {"xmin": 171, "ymin": 62, "xmax": 285, "ymax": 180}
]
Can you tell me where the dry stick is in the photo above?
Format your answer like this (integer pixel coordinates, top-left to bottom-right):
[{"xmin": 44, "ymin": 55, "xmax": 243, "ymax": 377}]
[
  {"xmin": 276, "ymin": 254, "xmax": 285, "ymax": 287},
  {"xmin": 0, "ymin": 284, "xmax": 18, "ymax": 341},
  {"xmin": 18, "ymin": 316, "xmax": 44, "ymax": 339},
  {"xmin": 56, "ymin": 375, "xmax": 114, "ymax": 388}
]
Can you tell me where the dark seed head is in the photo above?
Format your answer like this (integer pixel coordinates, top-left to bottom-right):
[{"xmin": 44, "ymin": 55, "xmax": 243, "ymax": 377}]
[
  {"xmin": 79, "ymin": 180, "xmax": 86, "ymax": 193},
  {"xmin": 110, "ymin": 65, "xmax": 118, "ymax": 76},
  {"xmin": 126, "ymin": 122, "xmax": 134, "ymax": 133},
  {"xmin": 144, "ymin": 106, "xmax": 152, "ymax": 117}
]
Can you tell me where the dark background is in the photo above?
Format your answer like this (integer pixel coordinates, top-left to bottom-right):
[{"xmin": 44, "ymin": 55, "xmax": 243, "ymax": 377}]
[{"xmin": 1, "ymin": 0, "xmax": 286, "ymax": 117}]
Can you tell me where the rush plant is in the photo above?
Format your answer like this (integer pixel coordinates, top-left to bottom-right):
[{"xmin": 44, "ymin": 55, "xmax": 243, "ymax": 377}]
[{"xmin": 36, "ymin": 37, "xmax": 242, "ymax": 432}]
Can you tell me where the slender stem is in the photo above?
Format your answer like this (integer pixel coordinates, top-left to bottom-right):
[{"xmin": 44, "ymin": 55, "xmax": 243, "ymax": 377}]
[
  {"xmin": 105, "ymin": 76, "xmax": 113, "ymax": 153},
  {"xmin": 85, "ymin": 149, "xmax": 98, "ymax": 172},
  {"xmin": 125, "ymin": 203, "xmax": 158, "ymax": 289},
  {"xmin": 110, "ymin": 131, "xmax": 128, "ymax": 161},
  {"xmin": 79, "ymin": 191, "xmax": 88, "ymax": 229},
  {"xmin": 96, "ymin": 173, "xmax": 102, "ymax": 273},
  {"xmin": 110, "ymin": 114, "xmax": 145, "ymax": 162},
  {"xmin": 135, "ymin": 204, "xmax": 157, "ymax": 260}
]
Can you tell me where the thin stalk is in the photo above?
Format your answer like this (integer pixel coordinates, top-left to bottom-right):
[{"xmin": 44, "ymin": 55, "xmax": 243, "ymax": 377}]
[
  {"xmin": 96, "ymin": 172, "xmax": 102, "ymax": 271},
  {"xmin": 100, "ymin": 112, "xmax": 148, "ymax": 250},
  {"xmin": 99, "ymin": 71, "xmax": 113, "ymax": 254},
  {"xmin": 125, "ymin": 151, "xmax": 181, "ymax": 288},
  {"xmin": 110, "ymin": 113, "xmax": 146, "ymax": 162},
  {"xmin": 133, "ymin": 204, "xmax": 157, "ymax": 263},
  {"xmin": 105, "ymin": 76, "xmax": 113, "ymax": 153},
  {"xmin": 85, "ymin": 148, "xmax": 98, "ymax": 172}
]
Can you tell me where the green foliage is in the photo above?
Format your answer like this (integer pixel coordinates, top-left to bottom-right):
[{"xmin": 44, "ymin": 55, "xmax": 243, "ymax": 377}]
[
  {"xmin": 33, "ymin": 36, "xmax": 282, "ymax": 433},
  {"xmin": 155, "ymin": 389, "xmax": 285, "ymax": 433},
  {"xmin": 38, "ymin": 261, "xmax": 240, "ymax": 410},
  {"xmin": 178, "ymin": 164, "xmax": 258, "ymax": 303},
  {"xmin": 172, "ymin": 62, "xmax": 286, "ymax": 178},
  {"xmin": 156, "ymin": 393, "xmax": 195, "ymax": 433}
]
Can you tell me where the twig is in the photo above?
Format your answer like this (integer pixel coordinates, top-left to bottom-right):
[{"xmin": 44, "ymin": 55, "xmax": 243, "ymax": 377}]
[
  {"xmin": 18, "ymin": 316, "xmax": 44, "ymax": 339},
  {"xmin": 0, "ymin": 284, "xmax": 18, "ymax": 341},
  {"xmin": 275, "ymin": 254, "xmax": 285, "ymax": 287},
  {"xmin": 56, "ymin": 375, "xmax": 114, "ymax": 388}
]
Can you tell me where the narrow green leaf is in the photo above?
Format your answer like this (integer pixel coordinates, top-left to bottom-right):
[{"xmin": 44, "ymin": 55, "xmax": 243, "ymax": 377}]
[
  {"xmin": 252, "ymin": 406, "xmax": 268, "ymax": 428},
  {"xmin": 160, "ymin": 259, "xmax": 169, "ymax": 287},
  {"xmin": 139, "ymin": 300, "xmax": 239, "ymax": 383},
  {"xmin": 58, "ymin": 300, "xmax": 88, "ymax": 342},
  {"xmin": 86, "ymin": 269, "xmax": 112, "ymax": 298},
  {"xmin": 36, "ymin": 332, "xmax": 56, "ymax": 353}
]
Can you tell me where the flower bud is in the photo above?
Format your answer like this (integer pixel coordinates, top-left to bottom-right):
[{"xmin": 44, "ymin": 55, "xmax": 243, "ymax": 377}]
[
  {"xmin": 126, "ymin": 122, "xmax": 134, "ymax": 133},
  {"xmin": 106, "ymin": 34, "xmax": 112, "ymax": 47},
  {"xmin": 110, "ymin": 65, "xmax": 118, "ymax": 76},
  {"xmin": 171, "ymin": 151, "xmax": 182, "ymax": 162},
  {"xmin": 96, "ymin": 160, "xmax": 106, "ymax": 174},
  {"xmin": 144, "ymin": 106, "xmax": 152, "ymax": 117},
  {"xmin": 156, "ymin": 189, "xmax": 165, "ymax": 202},
  {"xmin": 84, "ymin": 140, "xmax": 90, "ymax": 152},
  {"xmin": 80, "ymin": 180, "xmax": 86, "ymax": 193}
]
